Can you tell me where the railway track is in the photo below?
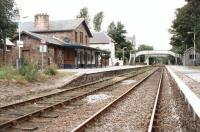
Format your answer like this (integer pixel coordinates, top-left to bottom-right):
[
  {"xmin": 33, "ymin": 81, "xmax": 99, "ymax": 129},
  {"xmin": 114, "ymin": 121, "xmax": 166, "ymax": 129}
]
[
  {"xmin": 0, "ymin": 67, "xmax": 152, "ymax": 131},
  {"xmin": 71, "ymin": 67, "xmax": 162, "ymax": 132},
  {"xmin": 150, "ymin": 69, "xmax": 200, "ymax": 132}
]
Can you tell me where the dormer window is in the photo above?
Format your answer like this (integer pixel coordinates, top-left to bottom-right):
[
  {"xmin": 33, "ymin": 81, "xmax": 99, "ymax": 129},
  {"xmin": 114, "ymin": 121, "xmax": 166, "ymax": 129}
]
[
  {"xmin": 85, "ymin": 35, "xmax": 87, "ymax": 44},
  {"xmin": 80, "ymin": 32, "xmax": 83, "ymax": 43}
]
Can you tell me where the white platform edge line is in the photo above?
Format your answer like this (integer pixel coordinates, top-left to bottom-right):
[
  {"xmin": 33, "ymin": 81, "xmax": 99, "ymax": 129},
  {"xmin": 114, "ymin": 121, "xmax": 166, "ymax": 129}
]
[{"xmin": 166, "ymin": 66, "xmax": 200, "ymax": 118}]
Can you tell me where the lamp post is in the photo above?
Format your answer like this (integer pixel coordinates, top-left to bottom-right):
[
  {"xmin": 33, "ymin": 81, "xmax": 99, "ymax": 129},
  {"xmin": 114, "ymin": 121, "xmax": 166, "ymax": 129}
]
[
  {"xmin": 16, "ymin": 13, "xmax": 28, "ymax": 69},
  {"xmin": 122, "ymin": 47, "xmax": 127, "ymax": 65},
  {"xmin": 187, "ymin": 31, "xmax": 196, "ymax": 65},
  {"xmin": 129, "ymin": 50, "xmax": 135, "ymax": 65}
]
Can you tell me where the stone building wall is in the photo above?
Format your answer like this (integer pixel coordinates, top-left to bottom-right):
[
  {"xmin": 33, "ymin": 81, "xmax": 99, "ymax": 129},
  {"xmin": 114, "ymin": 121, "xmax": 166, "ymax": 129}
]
[
  {"xmin": 0, "ymin": 47, "xmax": 17, "ymax": 66},
  {"xmin": 12, "ymin": 34, "xmax": 64, "ymax": 68},
  {"xmin": 75, "ymin": 24, "xmax": 90, "ymax": 46},
  {"xmin": 36, "ymin": 23, "xmax": 90, "ymax": 46}
]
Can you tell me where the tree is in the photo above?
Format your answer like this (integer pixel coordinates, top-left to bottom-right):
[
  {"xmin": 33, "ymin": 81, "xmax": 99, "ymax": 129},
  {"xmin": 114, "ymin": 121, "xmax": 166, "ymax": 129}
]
[
  {"xmin": 0, "ymin": 0, "xmax": 18, "ymax": 64},
  {"xmin": 170, "ymin": 0, "xmax": 200, "ymax": 54},
  {"xmin": 138, "ymin": 44, "xmax": 154, "ymax": 51},
  {"xmin": 93, "ymin": 12, "xmax": 104, "ymax": 32},
  {"xmin": 76, "ymin": 7, "xmax": 90, "ymax": 26},
  {"xmin": 107, "ymin": 21, "xmax": 132, "ymax": 61}
]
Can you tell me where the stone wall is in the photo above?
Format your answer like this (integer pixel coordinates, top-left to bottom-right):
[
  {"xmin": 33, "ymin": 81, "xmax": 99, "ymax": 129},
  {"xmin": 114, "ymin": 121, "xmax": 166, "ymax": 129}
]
[
  {"xmin": 36, "ymin": 23, "xmax": 90, "ymax": 46},
  {"xmin": 67, "ymin": 66, "xmax": 149, "ymax": 87},
  {"xmin": 0, "ymin": 48, "xmax": 17, "ymax": 66},
  {"xmin": 12, "ymin": 34, "xmax": 64, "ymax": 68}
]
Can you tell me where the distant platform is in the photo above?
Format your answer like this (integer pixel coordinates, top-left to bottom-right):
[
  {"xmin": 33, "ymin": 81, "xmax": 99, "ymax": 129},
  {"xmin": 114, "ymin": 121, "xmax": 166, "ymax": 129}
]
[{"xmin": 58, "ymin": 65, "xmax": 147, "ymax": 74}]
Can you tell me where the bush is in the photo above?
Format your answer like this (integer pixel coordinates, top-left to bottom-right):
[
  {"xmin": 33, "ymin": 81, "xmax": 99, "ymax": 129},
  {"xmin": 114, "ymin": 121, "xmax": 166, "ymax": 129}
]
[
  {"xmin": 19, "ymin": 64, "xmax": 39, "ymax": 82},
  {"xmin": 44, "ymin": 67, "xmax": 57, "ymax": 76},
  {"xmin": 0, "ymin": 66, "xmax": 17, "ymax": 80}
]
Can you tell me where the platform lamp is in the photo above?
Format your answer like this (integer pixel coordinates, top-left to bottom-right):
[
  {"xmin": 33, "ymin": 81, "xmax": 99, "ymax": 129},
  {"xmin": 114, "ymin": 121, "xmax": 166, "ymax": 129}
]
[
  {"xmin": 122, "ymin": 47, "xmax": 127, "ymax": 65},
  {"xmin": 187, "ymin": 31, "xmax": 196, "ymax": 65},
  {"xmin": 16, "ymin": 13, "xmax": 28, "ymax": 70}
]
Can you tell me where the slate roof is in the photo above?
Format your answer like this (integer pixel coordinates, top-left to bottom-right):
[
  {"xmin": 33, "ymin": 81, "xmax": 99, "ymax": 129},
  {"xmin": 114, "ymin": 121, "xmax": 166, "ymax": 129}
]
[
  {"xmin": 184, "ymin": 47, "xmax": 200, "ymax": 54},
  {"xmin": 13, "ymin": 31, "xmax": 64, "ymax": 46},
  {"xmin": 90, "ymin": 32, "xmax": 113, "ymax": 44},
  {"xmin": 12, "ymin": 31, "xmax": 108, "ymax": 53},
  {"xmin": 20, "ymin": 18, "xmax": 92, "ymax": 37}
]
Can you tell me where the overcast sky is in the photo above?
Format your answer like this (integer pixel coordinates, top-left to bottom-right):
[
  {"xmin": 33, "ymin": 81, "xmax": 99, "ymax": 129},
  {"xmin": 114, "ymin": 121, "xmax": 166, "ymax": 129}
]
[{"xmin": 15, "ymin": 0, "xmax": 186, "ymax": 50}]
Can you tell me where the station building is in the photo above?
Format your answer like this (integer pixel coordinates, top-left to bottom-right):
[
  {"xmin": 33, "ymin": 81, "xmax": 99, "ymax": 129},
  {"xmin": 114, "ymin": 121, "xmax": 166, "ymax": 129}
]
[
  {"xmin": 10, "ymin": 14, "xmax": 109, "ymax": 68},
  {"xmin": 89, "ymin": 32, "xmax": 116, "ymax": 66},
  {"xmin": 182, "ymin": 47, "xmax": 200, "ymax": 66}
]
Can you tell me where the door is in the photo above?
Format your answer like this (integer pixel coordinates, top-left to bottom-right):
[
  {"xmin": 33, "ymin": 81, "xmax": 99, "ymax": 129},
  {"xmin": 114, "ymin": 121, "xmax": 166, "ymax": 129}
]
[{"xmin": 64, "ymin": 48, "xmax": 75, "ymax": 65}]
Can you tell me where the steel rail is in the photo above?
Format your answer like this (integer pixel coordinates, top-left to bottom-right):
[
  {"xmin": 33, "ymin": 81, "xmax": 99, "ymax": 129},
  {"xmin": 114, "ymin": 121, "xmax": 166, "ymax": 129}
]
[
  {"xmin": 147, "ymin": 69, "xmax": 163, "ymax": 132},
  {"xmin": 0, "ymin": 67, "xmax": 152, "ymax": 110},
  {"xmin": 0, "ymin": 67, "xmax": 153, "ymax": 130},
  {"xmin": 71, "ymin": 68, "xmax": 160, "ymax": 132}
]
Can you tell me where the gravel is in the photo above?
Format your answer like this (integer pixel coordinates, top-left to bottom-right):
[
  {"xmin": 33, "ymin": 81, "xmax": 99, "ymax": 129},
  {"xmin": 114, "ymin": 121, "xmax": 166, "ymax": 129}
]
[
  {"xmin": 6, "ymin": 68, "xmax": 154, "ymax": 132},
  {"xmin": 80, "ymin": 69, "xmax": 161, "ymax": 132}
]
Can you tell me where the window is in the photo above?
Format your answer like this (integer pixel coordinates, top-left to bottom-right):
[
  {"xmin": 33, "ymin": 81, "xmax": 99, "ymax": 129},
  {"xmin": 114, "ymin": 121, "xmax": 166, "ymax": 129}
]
[
  {"xmin": 85, "ymin": 35, "xmax": 88, "ymax": 44},
  {"xmin": 189, "ymin": 54, "xmax": 197, "ymax": 59},
  {"xmin": 80, "ymin": 32, "xmax": 83, "ymax": 43},
  {"xmin": 75, "ymin": 32, "xmax": 78, "ymax": 43},
  {"xmin": 189, "ymin": 54, "xmax": 193, "ymax": 59}
]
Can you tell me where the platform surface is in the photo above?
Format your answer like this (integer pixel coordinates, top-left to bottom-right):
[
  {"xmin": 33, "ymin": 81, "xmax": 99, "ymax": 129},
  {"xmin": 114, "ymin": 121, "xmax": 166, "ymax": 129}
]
[
  {"xmin": 58, "ymin": 65, "xmax": 146, "ymax": 74},
  {"xmin": 166, "ymin": 66, "xmax": 200, "ymax": 118},
  {"xmin": 169, "ymin": 66, "xmax": 200, "ymax": 82}
]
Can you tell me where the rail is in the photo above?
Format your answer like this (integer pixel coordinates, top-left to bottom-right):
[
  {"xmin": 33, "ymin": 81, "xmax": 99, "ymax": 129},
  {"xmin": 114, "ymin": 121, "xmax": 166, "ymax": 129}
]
[
  {"xmin": 71, "ymin": 68, "xmax": 159, "ymax": 132},
  {"xmin": 147, "ymin": 69, "xmax": 163, "ymax": 132},
  {"xmin": 0, "ymin": 67, "xmax": 153, "ymax": 130}
]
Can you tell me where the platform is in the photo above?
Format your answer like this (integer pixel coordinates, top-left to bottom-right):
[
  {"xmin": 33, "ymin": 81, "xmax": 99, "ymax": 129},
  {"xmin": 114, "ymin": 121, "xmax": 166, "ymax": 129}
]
[
  {"xmin": 58, "ymin": 65, "xmax": 146, "ymax": 74},
  {"xmin": 166, "ymin": 66, "xmax": 200, "ymax": 118}
]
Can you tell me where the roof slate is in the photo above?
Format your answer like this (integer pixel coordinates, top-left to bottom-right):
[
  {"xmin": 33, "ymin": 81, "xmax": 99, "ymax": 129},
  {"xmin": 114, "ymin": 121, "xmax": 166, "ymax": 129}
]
[
  {"xmin": 17, "ymin": 31, "xmax": 64, "ymax": 46},
  {"xmin": 90, "ymin": 32, "xmax": 112, "ymax": 44},
  {"xmin": 21, "ymin": 18, "xmax": 84, "ymax": 32}
]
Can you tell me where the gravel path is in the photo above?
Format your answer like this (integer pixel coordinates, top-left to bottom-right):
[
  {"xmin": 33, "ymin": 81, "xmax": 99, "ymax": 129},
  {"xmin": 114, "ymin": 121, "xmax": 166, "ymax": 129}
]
[
  {"xmin": 6, "ymin": 68, "xmax": 154, "ymax": 132},
  {"xmin": 79, "ymin": 69, "xmax": 161, "ymax": 132}
]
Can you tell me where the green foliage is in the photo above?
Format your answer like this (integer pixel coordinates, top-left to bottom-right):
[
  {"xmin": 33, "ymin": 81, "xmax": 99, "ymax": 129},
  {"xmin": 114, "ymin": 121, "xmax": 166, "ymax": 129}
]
[
  {"xmin": 44, "ymin": 67, "xmax": 57, "ymax": 76},
  {"xmin": 138, "ymin": 44, "xmax": 154, "ymax": 51},
  {"xmin": 0, "ymin": 0, "xmax": 18, "ymax": 64},
  {"xmin": 107, "ymin": 21, "xmax": 132, "ymax": 60},
  {"xmin": 19, "ymin": 64, "xmax": 39, "ymax": 82},
  {"xmin": 76, "ymin": 7, "xmax": 90, "ymax": 26},
  {"xmin": 93, "ymin": 12, "xmax": 104, "ymax": 32},
  {"xmin": 0, "ymin": 66, "xmax": 17, "ymax": 80},
  {"xmin": 170, "ymin": 0, "xmax": 200, "ymax": 54}
]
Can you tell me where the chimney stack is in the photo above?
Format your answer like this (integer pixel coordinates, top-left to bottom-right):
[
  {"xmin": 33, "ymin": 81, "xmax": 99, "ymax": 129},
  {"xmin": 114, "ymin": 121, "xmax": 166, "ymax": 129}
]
[{"xmin": 34, "ymin": 13, "xmax": 49, "ymax": 30}]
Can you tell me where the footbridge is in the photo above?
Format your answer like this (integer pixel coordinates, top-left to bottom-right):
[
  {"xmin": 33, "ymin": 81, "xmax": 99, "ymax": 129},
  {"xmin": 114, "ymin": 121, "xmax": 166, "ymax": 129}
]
[{"xmin": 129, "ymin": 50, "xmax": 181, "ymax": 65}]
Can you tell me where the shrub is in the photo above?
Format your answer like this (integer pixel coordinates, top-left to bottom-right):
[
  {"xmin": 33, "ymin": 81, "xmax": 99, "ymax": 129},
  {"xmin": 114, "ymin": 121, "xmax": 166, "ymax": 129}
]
[
  {"xmin": 19, "ymin": 64, "xmax": 39, "ymax": 82},
  {"xmin": 0, "ymin": 66, "xmax": 17, "ymax": 80},
  {"xmin": 44, "ymin": 67, "xmax": 57, "ymax": 76}
]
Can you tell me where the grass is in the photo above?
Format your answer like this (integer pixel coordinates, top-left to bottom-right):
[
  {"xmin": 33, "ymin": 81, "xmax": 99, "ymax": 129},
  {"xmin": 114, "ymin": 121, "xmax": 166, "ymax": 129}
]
[
  {"xmin": 44, "ymin": 66, "xmax": 57, "ymax": 76},
  {"xmin": 0, "ymin": 64, "xmax": 75, "ymax": 85},
  {"xmin": 19, "ymin": 64, "xmax": 39, "ymax": 82}
]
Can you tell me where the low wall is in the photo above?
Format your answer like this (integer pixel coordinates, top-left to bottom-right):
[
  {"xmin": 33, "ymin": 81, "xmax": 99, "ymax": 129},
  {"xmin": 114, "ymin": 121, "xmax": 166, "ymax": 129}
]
[{"xmin": 67, "ymin": 66, "xmax": 150, "ymax": 87}]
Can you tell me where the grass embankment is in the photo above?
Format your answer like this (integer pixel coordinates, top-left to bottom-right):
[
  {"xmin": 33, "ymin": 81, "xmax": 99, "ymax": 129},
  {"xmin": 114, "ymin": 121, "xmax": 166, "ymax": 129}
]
[{"xmin": 0, "ymin": 65, "xmax": 59, "ymax": 84}]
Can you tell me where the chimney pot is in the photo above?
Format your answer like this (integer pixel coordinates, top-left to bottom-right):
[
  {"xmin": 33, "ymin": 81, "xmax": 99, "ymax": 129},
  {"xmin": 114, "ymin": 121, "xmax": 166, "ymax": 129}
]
[{"xmin": 34, "ymin": 13, "xmax": 49, "ymax": 31}]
